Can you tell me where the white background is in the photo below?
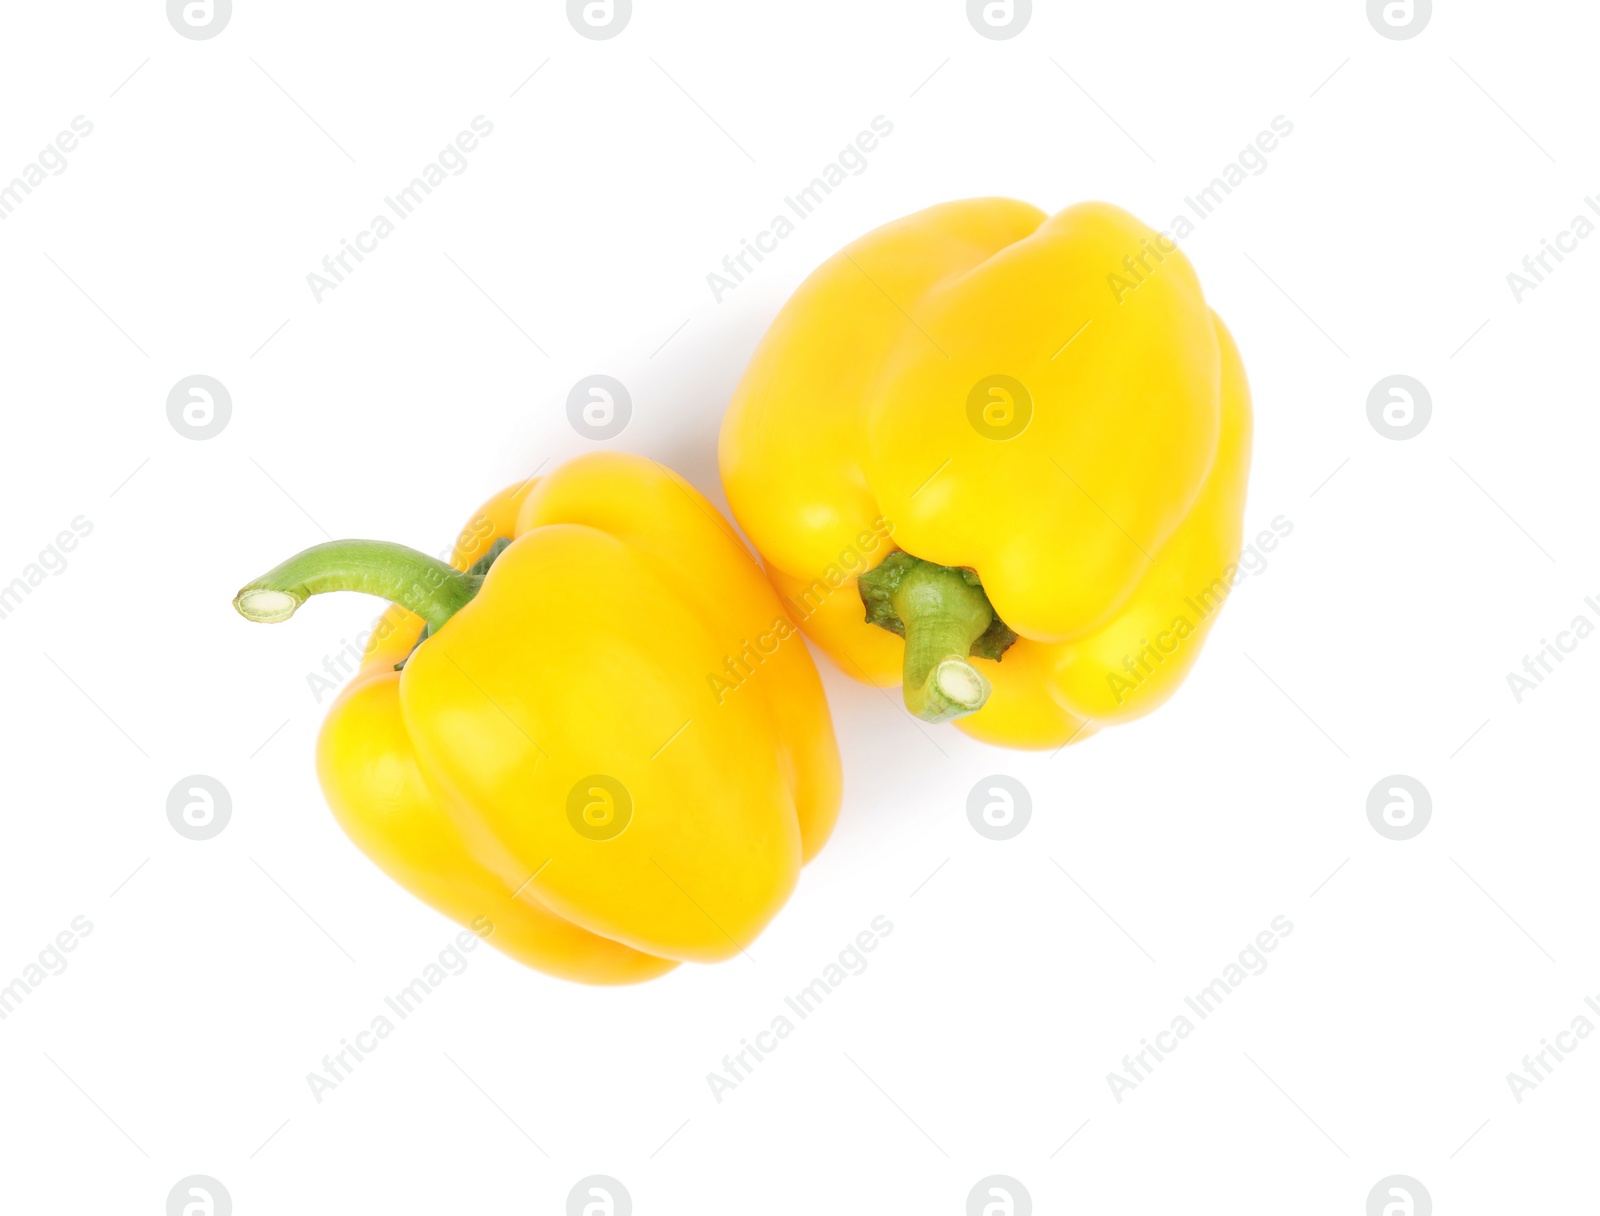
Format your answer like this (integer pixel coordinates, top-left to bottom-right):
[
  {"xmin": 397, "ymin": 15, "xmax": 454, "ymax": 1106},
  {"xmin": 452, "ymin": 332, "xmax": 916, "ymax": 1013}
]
[{"xmin": 0, "ymin": 1, "xmax": 1594, "ymax": 1211}]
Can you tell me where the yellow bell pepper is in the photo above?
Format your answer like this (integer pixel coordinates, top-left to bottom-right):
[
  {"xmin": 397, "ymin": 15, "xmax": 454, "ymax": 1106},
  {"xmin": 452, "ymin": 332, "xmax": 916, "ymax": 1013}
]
[
  {"xmin": 719, "ymin": 199, "xmax": 1253, "ymax": 749},
  {"xmin": 233, "ymin": 452, "xmax": 841, "ymax": 984}
]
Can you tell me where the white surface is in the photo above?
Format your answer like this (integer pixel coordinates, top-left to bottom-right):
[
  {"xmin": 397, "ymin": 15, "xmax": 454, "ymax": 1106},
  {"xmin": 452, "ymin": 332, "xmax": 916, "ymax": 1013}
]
[{"xmin": 0, "ymin": 1, "xmax": 1593, "ymax": 1212}]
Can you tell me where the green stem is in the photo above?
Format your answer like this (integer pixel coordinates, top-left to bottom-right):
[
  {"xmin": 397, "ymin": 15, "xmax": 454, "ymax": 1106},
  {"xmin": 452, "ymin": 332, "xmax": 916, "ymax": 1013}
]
[
  {"xmin": 859, "ymin": 552, "xmax": 1012, "ymax": 724},
  {"xmin": 894, "ymin": 564, "xmax": 994, "ymax": 722},
  {"xmin": 232, "ymin": 540, "xmax": 478, "ymax": 634}
]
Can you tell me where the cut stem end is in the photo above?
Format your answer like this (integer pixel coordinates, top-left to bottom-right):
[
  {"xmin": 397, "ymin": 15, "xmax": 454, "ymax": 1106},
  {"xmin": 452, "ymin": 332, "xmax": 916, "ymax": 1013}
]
[
  {"xmin": 234, "ymin": 588, "xmax": 301, "ymax": 624},
  {"xmin": 912, "ymin": 656, "xmax": 992, "ymax": 724}
]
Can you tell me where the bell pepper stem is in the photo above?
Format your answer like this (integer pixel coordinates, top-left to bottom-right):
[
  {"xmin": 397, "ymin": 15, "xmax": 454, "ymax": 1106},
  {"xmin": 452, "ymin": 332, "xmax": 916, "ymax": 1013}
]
[
  {"xmin": 888, "ymin": 562, "xmax": 995, "ymax": 724},
  {"xmin": 233, "ymin": 540, "xmax": 477, "ymax": 634}
]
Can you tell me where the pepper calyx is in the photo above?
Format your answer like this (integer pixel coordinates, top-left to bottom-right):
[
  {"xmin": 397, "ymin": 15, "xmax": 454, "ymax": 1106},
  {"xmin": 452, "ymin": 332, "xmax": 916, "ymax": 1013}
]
[
  {"xmin": 857, "ymin": 550, "xmax": 1017, "ymax": 723},
  {"xmin": 857, "ymin": 551, "xmax": 1019, "ymax": 660}
]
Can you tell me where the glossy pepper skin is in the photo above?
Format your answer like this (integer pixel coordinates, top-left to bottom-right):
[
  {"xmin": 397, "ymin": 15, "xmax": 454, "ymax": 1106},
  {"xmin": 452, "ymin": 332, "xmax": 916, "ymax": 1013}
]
[
  {"xmin": 235, "ymin": 453, "xmax": 841, "ymax": 984},
  {"xmin": 719, "ymin": 199, "xmax": 1253, "ymax": 749}
]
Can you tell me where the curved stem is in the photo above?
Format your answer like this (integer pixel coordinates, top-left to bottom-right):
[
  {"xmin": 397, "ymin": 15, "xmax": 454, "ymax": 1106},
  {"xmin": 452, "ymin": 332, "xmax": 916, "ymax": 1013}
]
[
  {"xmin": 233, "ymin": 540, "xmax": 477, "ymax": 634},
  {"xmin": 865, "ymin": 559, "xmax": 997, "ymax": 723}
]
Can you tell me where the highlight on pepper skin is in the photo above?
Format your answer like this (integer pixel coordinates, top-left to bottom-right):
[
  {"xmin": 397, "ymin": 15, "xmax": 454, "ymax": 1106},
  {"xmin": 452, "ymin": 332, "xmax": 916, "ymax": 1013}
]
[
  {"xmin": 718, "ymin": 198, "xmax": 1254, "ymax": 750},
  {"xmin": 231, "ymin": 452, "xmax": 843, "ymax": 985}
]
